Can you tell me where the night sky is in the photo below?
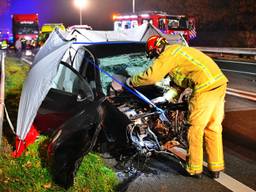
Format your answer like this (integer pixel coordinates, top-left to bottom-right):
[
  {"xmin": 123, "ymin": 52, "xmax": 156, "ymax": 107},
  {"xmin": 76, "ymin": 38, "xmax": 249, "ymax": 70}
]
[{"xmin": 1, "ymin": 0, "xmax": 143, "ymax": 31}]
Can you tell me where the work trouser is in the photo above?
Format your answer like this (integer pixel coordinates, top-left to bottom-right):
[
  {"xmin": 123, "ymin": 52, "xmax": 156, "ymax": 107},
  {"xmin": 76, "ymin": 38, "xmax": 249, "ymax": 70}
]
[{"xmin": 186, "ymin": 83, "xmax": 227, "ymax": 175}]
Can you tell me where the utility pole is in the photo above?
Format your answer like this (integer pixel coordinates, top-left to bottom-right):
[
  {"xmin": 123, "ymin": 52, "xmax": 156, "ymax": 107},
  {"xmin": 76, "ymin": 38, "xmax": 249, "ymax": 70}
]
[
  {"xmin": 132, "ymin": 0, "xmax": 135, "ymax": 13},
  {"xmin": 74, "ymin": 0, "xmax": 87, "ymax": 25},
  {"xmin": 79, "ymin": 7, "xmax": 82, "ymax": 25}
]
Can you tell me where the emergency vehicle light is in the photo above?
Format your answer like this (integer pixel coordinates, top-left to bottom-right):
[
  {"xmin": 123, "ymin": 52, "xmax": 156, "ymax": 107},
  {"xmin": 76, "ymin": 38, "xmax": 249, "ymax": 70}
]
[
  {"xmin": 113, "ymin": 15, "xmax": 138, "ymax": 20},
  {"xmin": 140, "ymin": 14, "xmax": 150, "ymax": 18},
  {"xmin": 130, "ymin": 15, "xmax": 138, "ymax": 19},
  {"xmin": 20, "ymin": 21, "xmax": 34, "ymax": 24}
]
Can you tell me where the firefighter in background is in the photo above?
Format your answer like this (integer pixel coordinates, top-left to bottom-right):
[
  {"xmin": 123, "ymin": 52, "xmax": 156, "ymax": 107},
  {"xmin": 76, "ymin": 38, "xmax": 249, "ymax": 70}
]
[
  {"xmin": 127, "ymin": 35, "xmax": 228, "ymax": 178},
  {"xmin": 21, "ymin": 38, "xmax": 26, "ymax": 51}
]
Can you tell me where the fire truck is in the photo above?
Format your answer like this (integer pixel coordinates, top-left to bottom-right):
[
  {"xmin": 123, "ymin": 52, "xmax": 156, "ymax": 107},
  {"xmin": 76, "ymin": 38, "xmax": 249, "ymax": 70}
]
[
  {"xmin": 113, "ymin": 11, "xmax": 197, "ymax": 44},
  {"xmin": 12, "ymin": 14, "xmax": 39, "ymax": 48}
]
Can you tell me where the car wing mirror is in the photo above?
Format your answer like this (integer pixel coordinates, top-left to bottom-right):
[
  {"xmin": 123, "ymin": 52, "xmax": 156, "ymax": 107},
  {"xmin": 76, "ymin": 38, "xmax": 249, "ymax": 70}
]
[
  {"xmin": 76, "ymin": 89, "xmax": 94, "ymax": 102},
  {"xmin": 77, "ymin": 89, "xmax": 88, "ymax": 102}
]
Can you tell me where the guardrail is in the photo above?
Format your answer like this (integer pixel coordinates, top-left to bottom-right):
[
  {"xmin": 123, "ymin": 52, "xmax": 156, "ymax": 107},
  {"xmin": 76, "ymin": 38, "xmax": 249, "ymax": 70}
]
[
  {"xmin": 227, "ymin": 88, "xmax": 256, "ymax": 102},
  {"xmin": 0, "ymin": 50, "xmax": 5, "ymax": 146},
  {"xmin": 196, "ymin": 47, "xmax": 256, "ymax": 56},
  {"xmin": 196, "ymin": 47, "xmax": 256, "ymax": 61}
]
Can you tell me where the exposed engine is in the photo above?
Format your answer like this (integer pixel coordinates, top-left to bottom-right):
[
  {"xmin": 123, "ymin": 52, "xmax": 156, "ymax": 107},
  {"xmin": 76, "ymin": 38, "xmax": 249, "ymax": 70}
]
[{"xmin": 107, "ymin": 77, "xmax": 192, "ymax": 158}]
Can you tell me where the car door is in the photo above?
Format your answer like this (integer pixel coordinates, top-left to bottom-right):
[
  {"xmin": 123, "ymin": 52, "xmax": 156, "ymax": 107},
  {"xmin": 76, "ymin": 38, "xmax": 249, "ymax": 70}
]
[{"xmin": 34, "ymin": 61, "xmax": 94, "ymax": 133}]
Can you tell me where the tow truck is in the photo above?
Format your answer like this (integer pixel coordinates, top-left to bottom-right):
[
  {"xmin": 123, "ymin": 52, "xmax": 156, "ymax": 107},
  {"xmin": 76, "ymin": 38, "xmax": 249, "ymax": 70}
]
[{"xmin": 113, "ymin": 11, "xmax": 197, "ymax": 44}]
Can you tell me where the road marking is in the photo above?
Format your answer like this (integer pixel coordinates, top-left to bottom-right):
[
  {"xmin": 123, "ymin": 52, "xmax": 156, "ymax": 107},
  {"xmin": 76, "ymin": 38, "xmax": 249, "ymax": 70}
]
[
  {"xmin": 214, "ymin": 172, "xmax": 256, "ymax": 192},
  {"xmin": 21, "ymin": 58, "xmax": 32, "ymax": 65},
  {"xmin": 170, "ymin": 147, "xmax": 256, "ymax": 192},
  {"xmin": 222, "ymin": 69, "xmax": 256, "ymax": 76}
]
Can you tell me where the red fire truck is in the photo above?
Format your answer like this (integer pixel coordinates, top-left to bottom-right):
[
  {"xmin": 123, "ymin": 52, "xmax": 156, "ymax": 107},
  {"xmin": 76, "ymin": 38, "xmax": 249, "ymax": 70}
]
[
  {"xmin": 12, "ymin": 14, "xmax": 39, "ymax": 48},
  {"xmin": 113, "ymin": 11, "xmax": 197, "ymax": 44}
]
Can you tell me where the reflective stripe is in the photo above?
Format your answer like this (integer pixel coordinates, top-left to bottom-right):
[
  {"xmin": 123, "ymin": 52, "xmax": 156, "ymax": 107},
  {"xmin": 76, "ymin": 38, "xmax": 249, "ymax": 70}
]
[
  {"xmin": 190, "ymin": 165, "xmax": 202, "ymax": 169},
  {"xmin": 171, "ymin": 45, "xmax": 182, "ymax": 56},
  {"xmin": 208, "ymin": 160, "xmax": 224, "ymax": 171},
  {"xmin": 195, "ymin": 73, "xmax": 224, "ymax": 91},
  {"xmin": 2, "ymin": 44, "xmax": 7, "ymax": 49},
  {"xmin": 178, "ymin": 50, "xmax": 225, "ymax": 92},
  {"xmin": 209, "ymin": 164, "xmax": 224, "ymax": 168},
  {"xmin": 169, "ymin": 46, "xmax": 226, "ymax": 93},
  {"xmin": 186, "ymin": 164, "xmax": 203, "ymax": 171},
  {"xmin": 208, "ymin": 161, "xmax": 224, "ymax": 167},
  {"xmin": 179, "ymin": 50, "xmax": 214, "ymax": 80}
]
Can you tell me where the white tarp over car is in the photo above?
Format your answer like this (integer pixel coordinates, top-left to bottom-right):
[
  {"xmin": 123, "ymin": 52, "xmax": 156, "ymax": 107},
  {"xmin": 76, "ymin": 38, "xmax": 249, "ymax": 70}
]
[
  {"xmin": 16, "ymin": 23, "xmax": 187, "ymax": 141},
  {"xmin": 70, "ymin": 22, "xmax": 186, "ymax": 44},
  {"xmin": 16, "ymin": 29, "xmax": 74, "ymax": 141}
]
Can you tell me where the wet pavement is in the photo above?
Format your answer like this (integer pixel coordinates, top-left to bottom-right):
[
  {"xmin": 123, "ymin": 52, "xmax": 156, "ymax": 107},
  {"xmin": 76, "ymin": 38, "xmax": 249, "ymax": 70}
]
[
  {"xmin": 103, "ymin": 142, "xmax": 256, "ymax": 192},
  {"xmin": 101, "ymin": 137, "xmax": 256, "ymax": 192}
]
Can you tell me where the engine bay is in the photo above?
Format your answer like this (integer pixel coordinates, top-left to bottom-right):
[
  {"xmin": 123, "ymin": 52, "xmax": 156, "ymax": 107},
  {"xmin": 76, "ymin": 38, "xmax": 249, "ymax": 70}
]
[{"xmin": 106, "ymin": 76, "xmax": 192, "ymax": 158}]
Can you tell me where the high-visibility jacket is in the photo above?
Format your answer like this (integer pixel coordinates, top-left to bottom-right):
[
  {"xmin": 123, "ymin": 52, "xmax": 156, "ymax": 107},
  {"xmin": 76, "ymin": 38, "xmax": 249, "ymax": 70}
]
[
  {"xmin": 1, "ymin": 40, "xmax": 8, "ymax": 49},
  {"xmin": 131, "ymin": 44, "xmax": 228, "ymax": 93}
]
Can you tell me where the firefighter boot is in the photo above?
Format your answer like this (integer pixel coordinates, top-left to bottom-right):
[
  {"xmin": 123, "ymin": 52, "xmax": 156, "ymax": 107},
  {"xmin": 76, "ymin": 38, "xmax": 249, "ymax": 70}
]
[
  {"xmin": 189, "ymin": 173, "xmax": 203, "ymax": 179},
  {"xmin": 210, "ymin": 171, "xmax": 220, "ymax": 179}
]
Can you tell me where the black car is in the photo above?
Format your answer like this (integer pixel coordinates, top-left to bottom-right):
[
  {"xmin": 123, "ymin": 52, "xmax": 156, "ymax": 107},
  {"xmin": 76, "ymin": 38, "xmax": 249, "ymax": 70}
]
[
  {"xmin": 35, "ymin": 42, "xmax": 189, "ymax": 189},
  {"xmin": 34, "ymin": 42, "xmax": 147, "ymax": 188}
]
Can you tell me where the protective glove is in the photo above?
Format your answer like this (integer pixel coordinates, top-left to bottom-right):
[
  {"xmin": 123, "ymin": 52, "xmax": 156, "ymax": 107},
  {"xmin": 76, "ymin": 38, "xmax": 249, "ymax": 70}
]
[
  {"xmin": 151, "ymin": 87, "xmax": 178, "ymax": 104},
  {"xmin": 163, "ymin": 87, "xmax": 178, "ymax": 103},
  {"xmin": 151, "ymin": 96, "xmax": 167, "ymax": 104}
]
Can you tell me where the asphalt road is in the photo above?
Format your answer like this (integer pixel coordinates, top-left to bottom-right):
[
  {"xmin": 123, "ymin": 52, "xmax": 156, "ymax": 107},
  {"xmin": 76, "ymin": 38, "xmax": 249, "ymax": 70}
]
[
  {"xmin": 221, "ymin": 68, "xmax": 256, "ymax": 152},
  {"xmin": 115, "ymin": 146, "xmax": 256, "ymax": 192}
]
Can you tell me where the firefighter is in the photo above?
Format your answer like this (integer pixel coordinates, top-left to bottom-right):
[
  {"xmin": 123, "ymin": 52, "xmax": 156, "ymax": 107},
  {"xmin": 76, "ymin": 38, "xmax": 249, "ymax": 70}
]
[{"xmin": 126, "ymin": 35, "xmax": 228, "ymax": 178}]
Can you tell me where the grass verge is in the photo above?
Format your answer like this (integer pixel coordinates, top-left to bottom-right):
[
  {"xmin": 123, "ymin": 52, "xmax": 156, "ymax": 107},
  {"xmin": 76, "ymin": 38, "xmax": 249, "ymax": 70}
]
[
  {"xmin": 1, "ymin": 56, "xmax": 118, "ymax": 191},
  {"xmin": 0, "ymin": 137, "xmax": 118, "ymax": 192}
]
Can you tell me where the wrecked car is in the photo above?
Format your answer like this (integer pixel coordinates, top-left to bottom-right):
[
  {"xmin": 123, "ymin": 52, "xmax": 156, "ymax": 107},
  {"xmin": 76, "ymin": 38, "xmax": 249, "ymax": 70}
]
[
  {"xmin": 14, "ymin": 26, "xmax": 188, "ymax": 188},
  {"xmin": 38, "ymin": 43, "xmax": 189, "ymax": 188}
]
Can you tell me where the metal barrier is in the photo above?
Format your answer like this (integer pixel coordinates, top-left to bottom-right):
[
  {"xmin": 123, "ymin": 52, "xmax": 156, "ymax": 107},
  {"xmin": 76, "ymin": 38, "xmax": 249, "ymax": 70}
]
[
  {"xmin": 196, "ymin": 47, "xmax": 256, "ymax": 55},
  {"xmin": 0, "ymin": 50, "xmax": 5, "ymax": 146},
  {"xmin": 196, "ymin": 47, "xmax": 256, "ymax": 60}
]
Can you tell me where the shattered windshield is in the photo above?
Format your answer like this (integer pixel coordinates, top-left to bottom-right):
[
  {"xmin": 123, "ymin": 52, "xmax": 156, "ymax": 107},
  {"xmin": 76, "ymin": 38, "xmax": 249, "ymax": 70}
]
[{"xmin": 99, "ymin": 52, "xmax": 151, "ymax": 94}]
